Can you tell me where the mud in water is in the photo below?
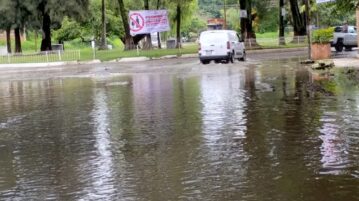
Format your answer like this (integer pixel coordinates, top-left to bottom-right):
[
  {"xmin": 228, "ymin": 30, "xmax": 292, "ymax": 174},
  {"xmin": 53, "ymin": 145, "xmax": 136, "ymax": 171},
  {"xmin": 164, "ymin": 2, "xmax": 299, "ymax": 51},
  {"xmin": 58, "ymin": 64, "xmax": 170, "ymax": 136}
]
[{"xmin": 0, "ymin": 57, "xmax": 358, "ymax": 200}]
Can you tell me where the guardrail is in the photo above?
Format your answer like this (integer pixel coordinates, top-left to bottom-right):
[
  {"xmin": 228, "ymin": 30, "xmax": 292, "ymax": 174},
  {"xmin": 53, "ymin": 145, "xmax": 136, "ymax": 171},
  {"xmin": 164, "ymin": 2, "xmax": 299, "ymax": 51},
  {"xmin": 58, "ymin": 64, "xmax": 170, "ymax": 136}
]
[{"xmin": 0, "ymin": 50, "xmax": 81, "ymax": 64}]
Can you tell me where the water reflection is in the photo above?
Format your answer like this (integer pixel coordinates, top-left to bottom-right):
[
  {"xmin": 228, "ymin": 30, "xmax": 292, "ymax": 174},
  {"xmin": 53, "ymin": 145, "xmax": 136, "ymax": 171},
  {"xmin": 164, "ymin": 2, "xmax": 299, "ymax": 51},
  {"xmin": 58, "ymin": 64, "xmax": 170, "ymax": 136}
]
[
  {"xmin": 79, "ymin": 86, "xmax": 116, "ymax": 200},
  {"xmin": 0, "ymin": 59, "xmax": 358, "ymax": 200}
]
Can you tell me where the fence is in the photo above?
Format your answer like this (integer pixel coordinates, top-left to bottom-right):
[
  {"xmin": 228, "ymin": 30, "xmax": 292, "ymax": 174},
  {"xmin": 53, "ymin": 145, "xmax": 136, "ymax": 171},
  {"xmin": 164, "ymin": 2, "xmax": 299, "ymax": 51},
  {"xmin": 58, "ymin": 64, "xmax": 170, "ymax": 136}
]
[
  {"xmin": 0, "ymin": 36, "xmax": 310, "ymax": 64},
  {"xmin": 0, "ymin": 50, "xmax": 81, "ymax": 64},
  {"xmin": 246, "ymin": 36, "xmax": 308, "ymax": 49}
]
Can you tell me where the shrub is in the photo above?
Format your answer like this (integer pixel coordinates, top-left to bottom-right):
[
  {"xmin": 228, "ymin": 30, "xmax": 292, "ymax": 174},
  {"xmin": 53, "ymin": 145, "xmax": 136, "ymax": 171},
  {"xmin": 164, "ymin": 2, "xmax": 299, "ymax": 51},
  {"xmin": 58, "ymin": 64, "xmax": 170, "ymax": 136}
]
[{"xmin": 312, "ymin": 27, "xmax": 334, "ymax": 44}]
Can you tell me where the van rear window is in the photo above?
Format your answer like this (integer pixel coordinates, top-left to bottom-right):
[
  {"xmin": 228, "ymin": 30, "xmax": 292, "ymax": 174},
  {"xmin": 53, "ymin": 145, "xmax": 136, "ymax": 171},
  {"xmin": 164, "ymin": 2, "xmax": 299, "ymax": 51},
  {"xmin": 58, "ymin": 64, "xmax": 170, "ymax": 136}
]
[
  {"xmin": 334, "ymin": 27, "xmax": 342, "ymax": 33},
  {"xmin": 200, "ymin": 33, "xmax": 227, "ymax": 43}
]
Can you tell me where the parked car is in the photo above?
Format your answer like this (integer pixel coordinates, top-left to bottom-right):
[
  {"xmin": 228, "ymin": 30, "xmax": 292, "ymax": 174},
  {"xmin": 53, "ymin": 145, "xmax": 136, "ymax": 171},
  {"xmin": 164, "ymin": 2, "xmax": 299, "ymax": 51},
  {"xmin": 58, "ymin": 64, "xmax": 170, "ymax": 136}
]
[
  {"xmin": 198, "ymin": 30, "xmax": 246, "ymax": 64},
  {"xmin": 331, "ymin": 26, "xmax": 357, "ymax": 52}
]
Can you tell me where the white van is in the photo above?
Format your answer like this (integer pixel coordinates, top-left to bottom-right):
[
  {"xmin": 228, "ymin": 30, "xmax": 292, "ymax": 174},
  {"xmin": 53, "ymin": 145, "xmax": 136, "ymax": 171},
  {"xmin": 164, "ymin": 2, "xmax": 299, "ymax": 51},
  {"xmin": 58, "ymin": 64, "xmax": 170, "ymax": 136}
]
[{"xmin": 198, "ymin": 30, "xmax": 246, "ymax": 64}]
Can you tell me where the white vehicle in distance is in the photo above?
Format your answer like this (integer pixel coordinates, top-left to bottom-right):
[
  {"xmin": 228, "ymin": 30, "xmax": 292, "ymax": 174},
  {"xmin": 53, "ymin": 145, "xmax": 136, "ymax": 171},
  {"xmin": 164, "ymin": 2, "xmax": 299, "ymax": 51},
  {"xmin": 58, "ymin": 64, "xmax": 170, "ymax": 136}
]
[{"xmin": 198, "ymin": 30, "xmax": 246, "ymax": 64}]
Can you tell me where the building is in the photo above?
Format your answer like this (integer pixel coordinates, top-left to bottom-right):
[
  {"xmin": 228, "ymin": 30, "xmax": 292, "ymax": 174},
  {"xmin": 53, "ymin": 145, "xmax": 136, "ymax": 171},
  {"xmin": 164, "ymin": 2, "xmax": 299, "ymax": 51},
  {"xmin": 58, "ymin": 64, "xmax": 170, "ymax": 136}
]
[{"xmin": 207, "ymin": 18, "xmax": 225, "ymax": 30}]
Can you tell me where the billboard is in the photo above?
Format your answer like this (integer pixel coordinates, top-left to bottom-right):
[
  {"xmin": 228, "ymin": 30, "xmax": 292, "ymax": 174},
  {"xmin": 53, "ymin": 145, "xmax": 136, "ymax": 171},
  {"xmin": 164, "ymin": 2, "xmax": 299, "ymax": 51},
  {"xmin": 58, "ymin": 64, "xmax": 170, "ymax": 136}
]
[{"xmin": 129, "ymin": 10, "xmax": 170, "ymax": 36}]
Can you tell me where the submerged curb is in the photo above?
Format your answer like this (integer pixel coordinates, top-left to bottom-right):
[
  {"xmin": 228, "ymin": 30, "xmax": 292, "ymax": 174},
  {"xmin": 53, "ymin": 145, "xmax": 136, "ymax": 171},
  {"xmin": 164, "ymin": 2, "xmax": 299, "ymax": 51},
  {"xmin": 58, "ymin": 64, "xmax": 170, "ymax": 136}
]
[{"xmin": 117, "ymin": 57, "xmax": 150, "ymax": 62}]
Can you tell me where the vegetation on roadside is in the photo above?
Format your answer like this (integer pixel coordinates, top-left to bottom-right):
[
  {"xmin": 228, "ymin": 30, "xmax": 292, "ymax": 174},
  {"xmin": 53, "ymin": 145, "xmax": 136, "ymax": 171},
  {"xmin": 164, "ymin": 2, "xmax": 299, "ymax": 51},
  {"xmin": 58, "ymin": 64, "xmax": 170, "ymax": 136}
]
[{"xmin": 312, "ymin": 28, "xmax": 334, "ymax": 44}]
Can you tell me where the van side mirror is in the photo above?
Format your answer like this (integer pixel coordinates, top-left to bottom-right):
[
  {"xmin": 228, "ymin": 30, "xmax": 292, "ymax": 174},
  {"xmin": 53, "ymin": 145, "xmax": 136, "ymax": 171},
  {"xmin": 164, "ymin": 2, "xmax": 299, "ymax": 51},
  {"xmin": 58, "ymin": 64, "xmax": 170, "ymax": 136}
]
[{"xmin": 239, "ymin": 38, "xmax": 244, "ymax": 43}]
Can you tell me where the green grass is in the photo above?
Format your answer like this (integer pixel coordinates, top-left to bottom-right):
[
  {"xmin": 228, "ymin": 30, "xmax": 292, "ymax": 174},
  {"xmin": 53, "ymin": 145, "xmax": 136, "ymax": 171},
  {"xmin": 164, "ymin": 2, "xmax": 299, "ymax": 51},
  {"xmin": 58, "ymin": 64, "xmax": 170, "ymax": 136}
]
[
  {"xmin": 0, "ymin": 45, "xmax": 198, "ymax": 64},
  {"xmin": 80, "ymin": 44, "xmax": 198, "ymax": 61},
  {"xmin": 256, "ymin": 31, "xmax": 294, "ymax": 39}
]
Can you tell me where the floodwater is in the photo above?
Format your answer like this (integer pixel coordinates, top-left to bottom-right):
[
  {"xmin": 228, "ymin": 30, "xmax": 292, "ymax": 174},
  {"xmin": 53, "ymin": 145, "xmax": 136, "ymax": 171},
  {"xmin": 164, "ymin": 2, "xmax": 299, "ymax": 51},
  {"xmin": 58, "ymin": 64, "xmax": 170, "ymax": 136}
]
[{"xmin": 0, "ymin": 58, "xmax": 358, "ymax": 200}]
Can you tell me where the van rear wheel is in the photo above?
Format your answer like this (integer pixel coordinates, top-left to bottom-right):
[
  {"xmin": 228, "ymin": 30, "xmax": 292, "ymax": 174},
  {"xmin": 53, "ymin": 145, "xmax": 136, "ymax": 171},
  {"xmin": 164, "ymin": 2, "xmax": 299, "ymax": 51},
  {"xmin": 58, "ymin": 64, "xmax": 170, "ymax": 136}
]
[
  {"xmin": 239, "ymin": 51, "xmax": 246, "ymax": 61},
  {"xmin": 335, "ymin": 39, "xmax": 344, "ymax": 52},
  {"xmin": 228, "ymin": 53, "xmax": 234, "ymax": 63},
  {"xmin": 345, "ymin": 46, "xmax": 352, "ymax": 51},
  {"xmin": 201, "ymin": 60, "xmax": 210, "ymax": 65}
]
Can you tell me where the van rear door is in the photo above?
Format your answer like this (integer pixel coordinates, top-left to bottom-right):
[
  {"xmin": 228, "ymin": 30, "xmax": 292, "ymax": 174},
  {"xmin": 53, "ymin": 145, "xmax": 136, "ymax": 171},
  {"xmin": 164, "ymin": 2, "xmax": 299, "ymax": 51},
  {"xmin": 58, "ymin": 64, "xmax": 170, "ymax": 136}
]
[{"xmin": 200, "ymin": 32, "xmax": 228, "ymax": 56}]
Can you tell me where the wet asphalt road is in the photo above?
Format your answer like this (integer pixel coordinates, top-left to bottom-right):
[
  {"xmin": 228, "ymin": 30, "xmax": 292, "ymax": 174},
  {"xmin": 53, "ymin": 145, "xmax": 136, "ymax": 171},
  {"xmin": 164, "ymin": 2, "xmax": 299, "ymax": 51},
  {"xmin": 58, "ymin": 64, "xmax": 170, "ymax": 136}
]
[
  {"xmin": 0, "ymin": 47, "xmax": 356, "ymax": 84},
  {"xmin": 0, "ymin": 49, "xmax": 308, "ymax": 81},
  {"xmin": 1, "ymin": 47, "xmax": 358, "ymax": 200}
]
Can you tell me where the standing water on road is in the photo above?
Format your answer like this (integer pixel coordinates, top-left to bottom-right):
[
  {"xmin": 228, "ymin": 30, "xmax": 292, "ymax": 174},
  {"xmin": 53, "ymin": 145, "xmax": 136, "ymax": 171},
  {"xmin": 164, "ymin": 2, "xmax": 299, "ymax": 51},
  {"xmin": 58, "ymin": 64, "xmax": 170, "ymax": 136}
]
[{"xmin": 0, "ymin": 58, "xmax": 358, "ymax": 200}]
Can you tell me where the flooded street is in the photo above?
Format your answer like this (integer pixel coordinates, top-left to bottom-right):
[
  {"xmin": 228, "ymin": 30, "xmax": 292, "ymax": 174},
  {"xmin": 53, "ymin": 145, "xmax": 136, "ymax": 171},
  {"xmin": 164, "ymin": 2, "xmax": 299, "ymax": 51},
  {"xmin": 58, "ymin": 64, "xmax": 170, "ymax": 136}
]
[{"xmin": 0, "ymin": 54, "xmax": 358, "ymax": 200}]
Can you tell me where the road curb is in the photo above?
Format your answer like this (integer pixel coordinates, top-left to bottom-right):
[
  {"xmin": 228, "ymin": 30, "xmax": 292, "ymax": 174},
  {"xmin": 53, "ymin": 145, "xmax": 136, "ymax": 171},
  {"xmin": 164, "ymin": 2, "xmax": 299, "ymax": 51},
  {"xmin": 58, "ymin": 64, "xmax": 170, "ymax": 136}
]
[
  {"xmin": 0, "ymin": 60, "xmax": 104, "ymax": 69},
  {"xmin": 117, "ymin": 57, "xmax": 150, "ymax": 62},
  {"xmin": 0, "ymin": 62, "xmax": 70, "ymax": 68}
]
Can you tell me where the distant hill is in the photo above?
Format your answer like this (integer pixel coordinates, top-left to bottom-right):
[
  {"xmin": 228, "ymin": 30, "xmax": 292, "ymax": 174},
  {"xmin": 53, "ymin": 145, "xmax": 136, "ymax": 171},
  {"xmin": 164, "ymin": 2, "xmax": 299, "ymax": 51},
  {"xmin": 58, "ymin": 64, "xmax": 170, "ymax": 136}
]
[{"xmin": 198, "ymin": 0, "xmax": 223, "ymax": 18}]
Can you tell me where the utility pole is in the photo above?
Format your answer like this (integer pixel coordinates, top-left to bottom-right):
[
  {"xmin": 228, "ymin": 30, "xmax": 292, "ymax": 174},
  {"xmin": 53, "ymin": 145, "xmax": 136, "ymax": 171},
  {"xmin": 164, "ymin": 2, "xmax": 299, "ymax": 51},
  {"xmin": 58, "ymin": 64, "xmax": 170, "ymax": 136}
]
[
  {"xmin": 305, "ymin": 0, "xmax": 311, "ymax": 60},
  {"xmin": 224, "ymin": 0, "xmax": 227, "ymax": 29}
]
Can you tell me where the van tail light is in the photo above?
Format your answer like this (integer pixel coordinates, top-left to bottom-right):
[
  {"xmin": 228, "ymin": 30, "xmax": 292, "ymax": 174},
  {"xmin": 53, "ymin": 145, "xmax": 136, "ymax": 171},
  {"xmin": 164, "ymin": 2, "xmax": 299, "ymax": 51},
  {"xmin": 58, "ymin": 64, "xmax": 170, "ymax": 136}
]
[
  {"xmin": 198, "ymin": 43, "xmax": 201, "ymax": 51},
  {"xmin": 227, "ymin": 41, "xmax": 230, "ymax": 49}
]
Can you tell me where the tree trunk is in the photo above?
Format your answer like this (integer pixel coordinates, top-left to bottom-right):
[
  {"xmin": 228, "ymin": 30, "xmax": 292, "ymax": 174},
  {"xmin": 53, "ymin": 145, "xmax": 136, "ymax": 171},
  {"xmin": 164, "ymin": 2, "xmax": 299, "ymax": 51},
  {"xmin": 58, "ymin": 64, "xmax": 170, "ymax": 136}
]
[
  {"xmin": 279, "ymin": 0, "xmax": 285, "ymax": 45},
  {"xmin": 117, "ymin": 0, "xmax": 136, "ymax": 50},
  {"xmin": 240, "ymin": 0, "xmax": 258, "ymax": 47},
  {"xmin": 142, "ymin": 0, "xmax": 152, "ymax": 50},
  {"xmin": 40, "ymin": 12, "xmax": 52, "ymax": 51},
  {"xmin": 224, "ymin": 0, "xmax": 227, "ymax": 29},
  {"xmin": 357, "ymin": 8, "xmax": 359, "ymax": 56},
  {"xmin": 240, "ymin": 0, "xmax": 246, "ymax": 41},
  {"xmin": 34, "ymin": 30, "xmax": 38, "ymax": 52},
  {"xmin": 99, "ymin": 0, "xmax": 108, "ymax": 50},
  {"xmin": 305, "ymin": 0, "xmax": 311, "ymax": 60},
  {"xmin": 176, "ymin": 4, "xmax": 181, "ymax": 48},
  {"xmin": 6, "ymin": 27, "xmax": 11, "ymax": 54},
  {"xmin": 156, "ymin": 0, "xmax": 162, "ymax": 49},
  {"xmin": 289, "ymin": 0, "xmax": 306, "ymax": 42},
  {"xmin": 14, "ymin": 27, "xmax": 22, "ymax": 53}
]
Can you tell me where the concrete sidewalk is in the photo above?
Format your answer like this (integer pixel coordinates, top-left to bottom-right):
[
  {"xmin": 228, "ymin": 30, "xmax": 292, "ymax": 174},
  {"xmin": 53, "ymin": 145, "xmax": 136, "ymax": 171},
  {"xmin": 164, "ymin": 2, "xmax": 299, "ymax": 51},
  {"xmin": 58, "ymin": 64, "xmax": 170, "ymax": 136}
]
[
  {"xmin": 333, "ymin": 51, "xmax": 359, "ymax": 68},
  {"xmin": 333, "ymin": 57, "xmax": 359, "ymax": 68}
]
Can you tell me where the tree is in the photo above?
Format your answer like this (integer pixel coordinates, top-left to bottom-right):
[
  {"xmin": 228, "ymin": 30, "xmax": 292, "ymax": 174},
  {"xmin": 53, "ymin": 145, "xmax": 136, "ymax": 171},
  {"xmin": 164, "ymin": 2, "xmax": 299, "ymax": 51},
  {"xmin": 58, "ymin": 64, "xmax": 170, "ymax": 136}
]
[
  {"xmin": 169, "ymin": 0, "xmax": 197, "ymax": 48},
  {"xmin": 175, "ymin": 4, "xmax": 182, "ymax": 48},
  {"xmin": 33, "ymin": 0, "xmax": 90, "ymax": 51},
  {"xmin": 53, "ymin": 1, "xmax": 124, "ymax": 45},
  {"xmin": 336, "ymin": 0, "xmax": 359, "ymax": 11},
  {"xmin": 279, "ymin": 0, "xmax": 285, "ymax": 45},
  {"xmin": 0, "ymin": 0, "xmax": 34, "ymax": 53},
  {"xmin": 117, "ymin": 0, "xmax": 136, "ymax": 50},
  {"xmin": 5, "ymin": 27, "xmax": 11, "ymax": 53},
  {"xmin": 240, "ymin": 0, "xmax": 259, "ymax": 47},
  {"xmin": 289, "ymin": 0, "xmax": 306, "ymax": 39},
  {"xmin": 156, "ymin": 0, "xmax": 162, "ymax": 49},
  {"xmin": 142, "ymin": 0, "xmax": 152, "ymax": 50},
  {"xmin": 0, "ymin": 0, "xmax": 14, "ymax": 53},
  {"xmin": 198, "ymin": 0, "xmax": 221, "ymax": 17},
  {"xmin": 99, "ymin": 0, "xmax": 108, "ymax": 50}
]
